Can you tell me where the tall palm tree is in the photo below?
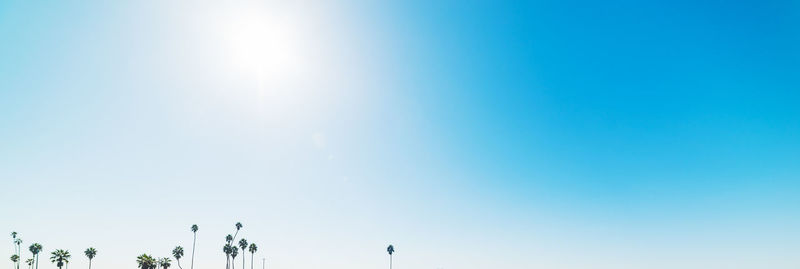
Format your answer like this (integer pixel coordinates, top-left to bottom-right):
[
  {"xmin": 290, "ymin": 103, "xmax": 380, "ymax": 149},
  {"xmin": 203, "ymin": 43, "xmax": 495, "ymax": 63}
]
[
  {"xmin": 159, "ymin": 257, "xmax": 172, "ymax": 269},
  {"xmin": 190, "ymin": 225, "xmax": 198, "ymax": 269},
  {"xmin": 232, "ymin": 223, "xmax": 242, "ymax": 241},
  {"xmin": 11, "ymin": 232, "xmax": 17, "ymax": 256},
  {"xmin": 230, "ymin": 247, "xmax": 238, "ymax": 269},
  {"xmin": 222, "ymin": 244, "xmax": 233, "ymax": 269},
  {"xmin": 137, "ymin": 254, "xmax": 156, "ymax": 269},
  {"xmin": 11, "ymin": 232, "xmax": 18, "ymax": 269},
  {"xmin": 29, "ymin": 243, "xmax": 42, "ymax": 269},
  {"xmin": 247, "ymin": 244, "xmax": 257, "ymax": 269},
  {"xmin": 237, "ymin": 239, "xmax": 247, "ymax": 269},
  {"xmin": 13, "ymin": 238, "xmax": 22, "ymax": 269},
  {"xmin": 50, "ymin": 249, "xmax": 71, "ymax": 269},
  {"xmin": 84, "ymin": 248, "xmax": 97, "ymax": 269},
  {"xmin": 386, "ymin": 245, "xmax": 394, "ymax": 269},
  {"xmin": 172, "ymin": 246, "xmax": 184, "ymax": 269}
]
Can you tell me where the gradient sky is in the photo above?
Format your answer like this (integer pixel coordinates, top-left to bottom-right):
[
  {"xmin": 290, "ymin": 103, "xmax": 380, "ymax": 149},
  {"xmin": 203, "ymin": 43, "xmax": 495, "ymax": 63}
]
[{"xmin": 2, "ymin": 0, "xmax": 800, "ymax": 269}]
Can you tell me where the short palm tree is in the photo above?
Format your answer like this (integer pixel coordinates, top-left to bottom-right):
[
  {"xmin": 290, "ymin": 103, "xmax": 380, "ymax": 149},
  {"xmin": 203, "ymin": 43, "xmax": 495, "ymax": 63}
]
[
  {"xmin": 29, "ymin": 243, "xmax": 42, "ymax": 269},
  {"xmin": 159, "ymin": 257, "xmax": 172, "ymax": 269},
  {"xmin": 237, "ymin": 239, "xmax": 247, "ymax": 269},
  {"xmin": 247, "ymin": 243, "xmax": 257, "ymax": 269},
  {"xmin": 230, "ymin": 247, "xmax": 239, "ymax": 269},
  {"xmin": 136, "ymin": 254, "xmax": 156, "ymax": 269},
  {"xmin": 11, "ymin": 254, "xmax": 20, "ymax": 268},
  {"xmin": 190, "ymin": 225, "xmax": 198, "ymax": 269},
  {"xmin": 84, "ymin": 248, "xmax": 97, "ymax": 269},
  {"xmin": 387, "ymin": 245, "xmax": 395, "ymax": 269},
  {"xmin": 172, "ymin": 246, "xmax": 184, "ymax": 269},
  {"xmin": 25, "ymin": 258, "xmax": 34, "ymax": 269},
  {"xmin": 50, "ymin": 249, "xmax": 71, "ymax": 269}
]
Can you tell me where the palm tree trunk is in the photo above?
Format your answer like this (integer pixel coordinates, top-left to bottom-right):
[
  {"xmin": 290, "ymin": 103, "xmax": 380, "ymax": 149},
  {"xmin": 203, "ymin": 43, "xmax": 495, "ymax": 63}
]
[
  {"xmin": 250, "ymin": 255, "xmax": 253, "ymax": 269},
  {"xmin": 88, "ymin": 260, "xmax": 91, "ymax": 269},
  {"xmin": 390, "ymin": 255, "xmax": 392, "ymax": 269},
  {"xmin": 190, "ymin": 233, "xmax": 196, "ymax": 269},
  {"xmin": 242, "ymin": 253, "xmax": 245, "ymax": 269}
]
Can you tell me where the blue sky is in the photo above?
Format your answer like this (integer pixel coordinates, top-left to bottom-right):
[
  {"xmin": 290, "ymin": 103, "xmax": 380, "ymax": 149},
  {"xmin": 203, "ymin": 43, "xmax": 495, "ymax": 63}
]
[{"xmin": 1, "ymin": 0, "xmax": 799, "ymax": 268}]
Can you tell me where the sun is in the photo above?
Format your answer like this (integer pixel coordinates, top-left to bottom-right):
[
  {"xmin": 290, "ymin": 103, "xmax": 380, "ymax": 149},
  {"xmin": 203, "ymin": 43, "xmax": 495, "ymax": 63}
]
[{"xmin": 222, "ymin": 9, "xmax": 313, "ymax": 86}]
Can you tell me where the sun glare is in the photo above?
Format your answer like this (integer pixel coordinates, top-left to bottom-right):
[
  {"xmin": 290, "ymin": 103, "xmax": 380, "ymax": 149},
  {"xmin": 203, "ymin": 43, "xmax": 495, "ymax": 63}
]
[{"xmin": 223, "ymin": 10, "xmax": 312, "ymax": 86}]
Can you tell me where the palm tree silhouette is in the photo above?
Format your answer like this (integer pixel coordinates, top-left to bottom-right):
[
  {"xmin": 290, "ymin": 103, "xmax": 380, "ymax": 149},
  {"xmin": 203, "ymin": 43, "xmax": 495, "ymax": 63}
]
[
  {"xmin": 190, "ymin": 225, "xmax": 198, "ymax": 269},
  {"xmin": 11, "ymin": 254, "xmax": 20, "ymax": 269},
  {"xmin": 13, "ymin": 238, "xmax": 22, "ymax": 269},
  {"xmin": 223, "ymin": 244, "xmax": 233, "ymax": 269},
  {"xmin": 230, "ymin": 246, "xmax": 239, "ymax": 269},
  {"xmin": 172, "ymin": 246, "xmax": 184, "ymax": 269},
  {"xmin": 247, "ymin": 244, "xmax": 257, "ymax": 269},
  {"xmin": 232, "ymin": 223, "xmax": 243, "ymax": 241},
  {"xmin": 238, "ymin": 239, "xmax": 247, "ymax": 269},
  {"xmin": 29, "ymin": 243, "xmax": 42, "ymax": 269},
  {"xmin": 387, "ymin": 245, "xmax": 395, "ymax": 269},
  {"xmin": 25, "ymin": 258, "xmax": 33, "ymax": 269},
  {"xmin": 11, "ymin": 232, "xmax": 19, "ymax": 269},
  {"xmin": 11, "ymin": 232, "xmax": 18, "ymax": 256},
  {"xmin": 83, "ymin": 248, "xmax": 97, "ymax": 269},
  {"xmin": 159, "ymin": 257, "xmax": 172, "ymax": 269},
  {"xmin": 50, "ymin": 249, "xmax": 71, "ymax": 269}
]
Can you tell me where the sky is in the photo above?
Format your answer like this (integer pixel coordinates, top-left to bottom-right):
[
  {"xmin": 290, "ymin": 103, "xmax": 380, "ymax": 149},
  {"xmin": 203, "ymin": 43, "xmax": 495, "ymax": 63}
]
[{"xmin": 1, "ymin": 0, "xmax": 799, "ymax": 268}]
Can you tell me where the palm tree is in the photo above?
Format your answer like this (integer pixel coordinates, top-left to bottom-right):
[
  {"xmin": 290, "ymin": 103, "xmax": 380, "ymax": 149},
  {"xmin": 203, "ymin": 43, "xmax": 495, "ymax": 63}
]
[
  {"xmin": 223, "ymin": 244, "xmax": 233, "ymax": 269},
  {"xmin": 29, "ymin": 243, "xmax": 42, "ymax": 269},
  {"xmin": 159, "ymin": 257, "xmax": 172, "ymax": 269},
  {"xmin": 247, "ymin": 244, "xmax": 257, "ymax": 269},
  {"xmin": 237, "ymin": 239, "xmax": 247, "ymax": 269},
  {"xmin": 137, "ymin": 254, "xmax": 156, "ymax": 269},
  {"xmin": 224, "ymin": 234, "xmax": 233, "ymax": 269},
  {"xmin": 25, "ymin": 258, "xmax": 34, "ymax": 269},
  {"xmin": 232, "ymin": 223, "xmax": 243, "ymax": 241},
  {"xmin": 50, "ymin": 249, "xmax": 71, "ymax": 269},
  {"xmin": 387, "ymin": 245, "xmax": 395, "ymax": 269},
  {"xmin": 11, "ymin": 232, "xmax": 17, "ymax": 255},
  {"xmin": 230, "ymin": 247, "xmax": 238, "ymax": 269},
  {"xmin": 13, "ymin": 238, "xmax": 22, "ymax": 269},
  {"xmin": 11, "ymin": 254, "xmax": 20, "ymax": 268},
  {"xmin": 172, "ymin": 246, "xmax": 184, "ymax": 269},
  {"xmin": 84, "ymin": 248, "xmax": 97, "ymax": 269},
  {"xmin": 190, "ymin": 225, "xmax": 198, "ymax": 269}
]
